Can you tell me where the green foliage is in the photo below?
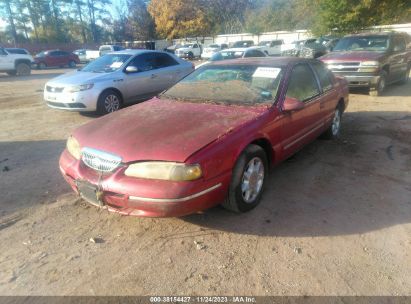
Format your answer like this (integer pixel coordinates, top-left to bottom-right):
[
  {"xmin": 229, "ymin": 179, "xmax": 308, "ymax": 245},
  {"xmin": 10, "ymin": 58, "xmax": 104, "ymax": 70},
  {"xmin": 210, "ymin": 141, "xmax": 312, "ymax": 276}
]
[{"xmin": 311, "ymin": 0, "xmax": 411, "ymax": 36}]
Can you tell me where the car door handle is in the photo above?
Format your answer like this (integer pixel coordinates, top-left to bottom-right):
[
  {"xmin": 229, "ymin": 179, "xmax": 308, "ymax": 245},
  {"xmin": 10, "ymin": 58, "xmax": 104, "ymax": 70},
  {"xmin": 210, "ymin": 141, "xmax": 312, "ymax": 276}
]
[{"xmin": 151, "ymin": 74, "xmax": 157, "ymax": 79}]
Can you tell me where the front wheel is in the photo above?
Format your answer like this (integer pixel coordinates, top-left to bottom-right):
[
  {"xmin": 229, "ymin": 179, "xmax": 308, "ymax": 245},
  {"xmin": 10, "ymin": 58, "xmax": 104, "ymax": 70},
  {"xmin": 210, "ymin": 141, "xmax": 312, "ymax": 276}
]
[
  {"xmin": 321, "ymin": 107, "xmax": 342, "ymax": 139},
  {"xmin": 222, "ymin": 145, "xmax": 267, "ymax": 213},
  {"xmin": 369, "ymin": 71, "xmax": 387, "ymax": 96},
  {"xmin": 68, "ymin": 60, "xmax": 76, "ymax": 68},
  {"xmin": 97, "ymin": 90, "xmax": 122, "ymax": 115},
  {"xmin": 16, "ymin": 63, "xmax": 31, "ymax": 76},
  {"xmin": 37, "ymin": 62, "xmax": 46, "ymax": 70}
]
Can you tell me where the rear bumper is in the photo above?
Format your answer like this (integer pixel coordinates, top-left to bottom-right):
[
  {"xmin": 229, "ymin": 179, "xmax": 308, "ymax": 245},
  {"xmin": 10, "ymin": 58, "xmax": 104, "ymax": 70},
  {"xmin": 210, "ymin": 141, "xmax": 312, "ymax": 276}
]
[{"xmin": 59, "ymin": 150, "xmax": 229, "ymax": 217}]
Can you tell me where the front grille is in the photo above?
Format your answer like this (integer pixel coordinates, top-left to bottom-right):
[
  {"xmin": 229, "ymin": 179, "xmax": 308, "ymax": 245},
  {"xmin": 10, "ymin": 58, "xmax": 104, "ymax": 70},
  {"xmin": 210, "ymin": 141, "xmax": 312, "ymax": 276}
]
[
  {"xmin": 81, "ymin": 147, "xmax": 122, "ymax": 173},
  {"xmin": 327, "ymin": 61, "xmax": 361, "ymax": 72},
  {"xmin": 46, "ymin": 85, "xmax": 64, "ymax": 93},
  {"xmin": 47, "ymin": 101, "xmax": 86, "ymax": 108}
]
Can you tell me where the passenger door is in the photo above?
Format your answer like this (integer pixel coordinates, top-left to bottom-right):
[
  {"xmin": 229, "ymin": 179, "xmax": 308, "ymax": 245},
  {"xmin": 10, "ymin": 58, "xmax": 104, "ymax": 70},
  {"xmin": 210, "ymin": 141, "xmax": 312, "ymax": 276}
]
[
  {"xmin": 47, "ymin": 51, "xmax": 60, "ymax": 67},
  {"xmin": 279, "ymin": 63, "xmax": 323, "ymax": 158},
  {"xmin": 123, "ymin": 53, "xmax": 159, "ymax": 102},
  {"xmin": 310, "ymin": 60, "xmax": 339, "ymax": 126}
]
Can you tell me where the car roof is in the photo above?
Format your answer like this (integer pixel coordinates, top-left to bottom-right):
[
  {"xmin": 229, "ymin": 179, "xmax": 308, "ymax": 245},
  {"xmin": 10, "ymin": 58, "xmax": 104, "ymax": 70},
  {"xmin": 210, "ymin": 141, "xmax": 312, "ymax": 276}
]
[
  {"xmin": 107, "ymin": 49, "xmax": 169, "ymax": 56},
  {"xmin": 208, "ymin": 56, "xmax": 306, "ymax": 68},
  {"xmin": 344, "ymin": 32, "xmax": 399, "ymax": 37}
]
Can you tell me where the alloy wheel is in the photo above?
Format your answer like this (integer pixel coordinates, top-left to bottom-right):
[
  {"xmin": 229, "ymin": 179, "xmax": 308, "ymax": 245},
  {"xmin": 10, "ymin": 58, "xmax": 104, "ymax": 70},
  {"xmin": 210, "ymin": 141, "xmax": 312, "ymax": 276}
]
[
  {"xmin": 241, "ymin": 157, "xmax": 265, "ymax": 203},
  {"xmin": 104, "ymin": 94, "xmax": 120, "ymax": 113}
]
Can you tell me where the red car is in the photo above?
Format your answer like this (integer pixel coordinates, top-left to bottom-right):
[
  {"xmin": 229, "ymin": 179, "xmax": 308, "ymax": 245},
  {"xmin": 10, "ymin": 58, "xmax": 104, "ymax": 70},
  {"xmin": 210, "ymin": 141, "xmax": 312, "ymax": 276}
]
[
  {"xmin": 34, "ymin": 50, "xmax": 80, "ymax": 69},
  {"xmin": 59, "ymin": 57, "xmax": 349, "ymax": 217}
]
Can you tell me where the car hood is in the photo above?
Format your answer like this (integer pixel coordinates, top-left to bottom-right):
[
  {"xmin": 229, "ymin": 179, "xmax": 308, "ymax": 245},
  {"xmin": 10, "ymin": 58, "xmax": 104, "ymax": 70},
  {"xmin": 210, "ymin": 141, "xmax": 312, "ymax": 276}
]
[
  {"xmin": 320, "ymin": 51, "xmax": 386, "ymax": 62},
  {"xmin": 73, "ymin": 98, "xmax": 268, "ymax": 163},
  {"xmin": 47, "ymin": 71, "xmax": 114, "ymax": 85}
]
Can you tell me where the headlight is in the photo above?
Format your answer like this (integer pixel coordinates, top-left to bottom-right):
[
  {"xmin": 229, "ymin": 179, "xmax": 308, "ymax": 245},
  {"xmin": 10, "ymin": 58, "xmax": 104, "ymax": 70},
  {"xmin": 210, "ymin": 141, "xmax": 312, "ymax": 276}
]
[
  {"xmin": 124, "ymin": 162, "xmax": 202, "ymax": 181},
  {"xmin": 65, "ymin": 83, "xmax": 94, "ymax": 93},
  {"xmin": 360, "ymin": 61, "xmax": 380, "ymax": 67},
  {"xmin": 66, "ymin": 136, "xmax": 81, "ymax": 160}
]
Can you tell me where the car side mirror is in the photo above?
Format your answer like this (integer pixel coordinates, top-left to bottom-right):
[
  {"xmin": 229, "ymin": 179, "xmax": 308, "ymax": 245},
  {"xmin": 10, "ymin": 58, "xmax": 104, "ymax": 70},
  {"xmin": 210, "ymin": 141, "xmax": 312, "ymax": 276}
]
[
  {"xmin": 282, "ymin": 97, "xmax": 305, "ymax": 112},
  {"xmin": 125, "ymin": 66, "xmax": 139, "ymax": 73}
]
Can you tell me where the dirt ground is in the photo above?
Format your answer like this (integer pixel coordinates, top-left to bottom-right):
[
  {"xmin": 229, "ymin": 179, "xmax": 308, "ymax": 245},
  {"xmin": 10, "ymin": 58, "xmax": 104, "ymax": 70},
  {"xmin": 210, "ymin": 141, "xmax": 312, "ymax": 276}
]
[{"xmin": 0, "ymin": 68, "xmax": 410, "ymax": 296}]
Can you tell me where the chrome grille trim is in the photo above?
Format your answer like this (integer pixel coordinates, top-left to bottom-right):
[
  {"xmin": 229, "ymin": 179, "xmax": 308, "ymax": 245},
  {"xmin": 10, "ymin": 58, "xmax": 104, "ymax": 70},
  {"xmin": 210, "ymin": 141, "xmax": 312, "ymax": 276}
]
[{"xmin": 81, "ymin": 147, "xmax": 122, "ymax": 173}]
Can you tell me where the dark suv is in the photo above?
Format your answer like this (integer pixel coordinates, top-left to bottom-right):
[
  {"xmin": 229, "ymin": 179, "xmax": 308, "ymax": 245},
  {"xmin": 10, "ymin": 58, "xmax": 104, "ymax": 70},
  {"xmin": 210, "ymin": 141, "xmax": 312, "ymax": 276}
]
[{"xmin": 320, "ymin": 32, "xmax": 411, "ymax": 96}]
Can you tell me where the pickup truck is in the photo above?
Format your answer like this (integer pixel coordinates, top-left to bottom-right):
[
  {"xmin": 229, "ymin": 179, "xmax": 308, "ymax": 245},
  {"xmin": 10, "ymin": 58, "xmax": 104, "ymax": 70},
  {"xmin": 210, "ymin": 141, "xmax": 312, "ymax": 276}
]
[
  {"xmin": 0, "ymin": 47, "xmax": 33, "ymax": 76},
  {"xmin": 320, "ymin": 32, "xmax": 411, "ymax": 96},
  {"xmin": 254, "ymin": 39, "xmax": 284, "ymax": 56},
  {"xmin": 174, "ymin": 43, "xmax": 202, "ymax": 60}
]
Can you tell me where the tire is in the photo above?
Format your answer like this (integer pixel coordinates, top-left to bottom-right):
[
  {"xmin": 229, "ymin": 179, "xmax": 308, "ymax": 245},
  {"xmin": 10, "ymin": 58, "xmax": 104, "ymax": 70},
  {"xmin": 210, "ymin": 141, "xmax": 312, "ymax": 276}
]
[
  {"xmin": 369, "ymin": 71, "xmax": 387, "ymax": 96},
  {"xmin": 399, "ymin": 65, "xmax": 410, "ymax": 85},
  {"xmin": 187, "ymin": 52, "xmax": 194, "ymax": 60},
  {"xmin": 37, "ymin": 62, "xmax": 46, "ymax": 70},
  {"xmin": 222, "ymin": 144, "xmax": 268, "ymax": 213},
  {"xmin": 322, "ymin": 106, "xmax": 342, "ymax": 139},
  {"xmin": 15, "ymin": 63, "xmax": 31, "ymax": 76},
  {"xmin": 68, "ymin": 60, "xmax": 76, "ymax": 68},
  {"xmin": 97, "ymin": 90, "xmax": 122, "ymax": 115}
]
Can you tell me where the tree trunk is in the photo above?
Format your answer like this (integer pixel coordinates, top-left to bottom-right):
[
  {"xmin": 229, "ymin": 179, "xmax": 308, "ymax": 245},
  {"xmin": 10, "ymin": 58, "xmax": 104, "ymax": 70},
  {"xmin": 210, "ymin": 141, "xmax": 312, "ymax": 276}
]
[{"xmin": 4, "ymin": 0, "xmax": 18, "ymax": 43}]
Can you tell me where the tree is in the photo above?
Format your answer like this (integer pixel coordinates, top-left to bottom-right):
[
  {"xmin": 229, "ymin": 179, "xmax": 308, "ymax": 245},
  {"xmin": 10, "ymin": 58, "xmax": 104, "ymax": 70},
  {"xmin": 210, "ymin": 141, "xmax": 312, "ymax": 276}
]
[
  {"xmin": 127, "ymin": 0, "xmax": 155, "ymax": 40},
  {"xmin": 148, "ymin": 0, "xmax": 212, "ymax": 39},
  {"xmin": 0, "ymin": 0, "xmax": 19, "ymax": 43},
  {"xmin": 311, "ymin": 0, "xmax": 411, "ymax": 35}
]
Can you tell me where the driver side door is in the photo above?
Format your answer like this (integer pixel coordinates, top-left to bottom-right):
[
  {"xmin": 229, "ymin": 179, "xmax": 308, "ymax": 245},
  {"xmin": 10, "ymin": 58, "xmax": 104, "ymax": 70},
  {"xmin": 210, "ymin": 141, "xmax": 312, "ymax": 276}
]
[{"xmin": 279, "ymin": 63, "xmax": 323, "ymax": 159}]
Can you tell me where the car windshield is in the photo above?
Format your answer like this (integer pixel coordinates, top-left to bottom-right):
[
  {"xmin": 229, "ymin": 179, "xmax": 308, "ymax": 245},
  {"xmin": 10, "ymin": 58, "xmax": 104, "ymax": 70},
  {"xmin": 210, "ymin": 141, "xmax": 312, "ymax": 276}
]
[
  {"xmin": 36, "ymin": 51, "xmax": 46, "ymax": 57},
  {"xmin": 81, "ymin": 54, "xmax": 132, "ymax": 73},
  {"xmin": 181, "ymin": 44, "xmax": 194, "ymax": 48},
  {"xmin": 333, "ymin": 36, "xmax": 389, "ymax": 51},
  {"xmin": 233, "ymin": 41, "xmax": 253, "ymax": 47},
  {"xmin": 161, "ymin": 65, "xmax": 284, "ymax": 106},
  {"xmin": 210, "ymin": 51, "xmax": 244, "ymax": 61},
  {"xmin": 258, "ymin": 41, "xmax": 270, "ymax": 46},
  {"xmin": 208, "ymin": 44, "xmax": 219, "ymax": 48}
]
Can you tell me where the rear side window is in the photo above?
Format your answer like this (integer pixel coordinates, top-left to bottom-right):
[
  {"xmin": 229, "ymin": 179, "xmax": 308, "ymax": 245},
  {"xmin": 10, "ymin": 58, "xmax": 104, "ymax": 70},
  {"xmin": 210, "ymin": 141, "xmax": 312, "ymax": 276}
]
[
  {"xmin": 286, "ymin": 64, "xmax": 320, "ymax": 102},
  {"xmin": 311, "ymin": 61, "xmax": 333, "ymax": 92},
  {"xmin": 393, "ymin": 36, "xmax": 406, "ymax": 52},
  {"xmin": 154, "ymin": 53, "xmax": 178, "ymax": 68}
]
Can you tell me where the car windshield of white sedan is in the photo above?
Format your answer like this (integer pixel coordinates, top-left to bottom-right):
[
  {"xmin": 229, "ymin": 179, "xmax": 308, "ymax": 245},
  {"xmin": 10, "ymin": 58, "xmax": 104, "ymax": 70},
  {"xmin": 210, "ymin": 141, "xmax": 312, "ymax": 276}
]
[
  {"xmin": 162, "ymin": 65, "xmax": 283, "ymax": 105},
  {"xmin": 333, "ymin": 36, "xmax": 389, "ymax": 52},
  {"xmin": 81, "ymin": 54, "xmax": 132, "ymax": 73}
]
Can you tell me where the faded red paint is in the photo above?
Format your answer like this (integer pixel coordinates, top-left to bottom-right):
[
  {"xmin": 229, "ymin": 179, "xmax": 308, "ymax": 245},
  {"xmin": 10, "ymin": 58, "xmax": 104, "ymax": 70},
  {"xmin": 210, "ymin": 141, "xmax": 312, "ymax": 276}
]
[{"xmin": 60, "ymin": 57, "xmax": 349, "ymax": 217}]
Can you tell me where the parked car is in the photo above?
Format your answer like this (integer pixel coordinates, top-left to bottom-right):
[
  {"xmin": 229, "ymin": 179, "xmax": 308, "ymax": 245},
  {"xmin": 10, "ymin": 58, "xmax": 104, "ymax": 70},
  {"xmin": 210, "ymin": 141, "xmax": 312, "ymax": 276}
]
[
  {"xmin": 281, "ymin": 39, "xmax": 317, "ymax": 56},
  {"xmin": 99, "ymin": 45, "xmax": 125, "ymax": 57},
  {"xmin": 73, "ymin": 49, "xmax": 100, "ymax": 63},
  {"xmin": 5, "ymin": 48, "xmax": 31, "ymax": 55},
  {"xmin": 44, "ymin": 50, "xmax": 194, "ymax": 114},
  {"xmin": 231, "ymin": 40, "xmax": 255, "ymax": 48},
  {"xmin": 196, "ymin": 47, "xmax": 267, "ymax": 69},
  {"xmin": 164, "ymin": 44, "xmax": 182, "ymax": 54},
  {"xmin": 0, "ymin": 47, "xmax": 33, "ymax": 76},
  {"xmin": 201, "ymin": 43, "xmax": 228, "ymax": 59},
  {"xmin": 34, "ymin": 50, "xmax": 80, "ymax": 69},
  {"xmin": 254, "ymin": 40, "xmax": 284, "ymax": 56},
  {"xmin": 174, "ymin": 43, "xmax": 202, "ymax": 60},
  {"xmin": 298, "ymin": 37, "xmax": 340, "ymax": 59},
  {"xmin": 59, "ymin": 57, "xmax": 349, "ymax": 217},
  {"xmin": 320, "ymin": 32, "xmax": 411, "ymax": 96}
]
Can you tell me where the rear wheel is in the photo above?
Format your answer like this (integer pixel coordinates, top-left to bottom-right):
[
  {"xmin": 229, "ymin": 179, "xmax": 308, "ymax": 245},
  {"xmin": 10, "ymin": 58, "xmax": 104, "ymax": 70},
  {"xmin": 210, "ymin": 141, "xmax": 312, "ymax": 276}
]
[
  {"xmin": 369, "ymin": 71, "xmax": 387, "ymax": 96},
  {"xmin": 222, "ymin": 145, "xmax": 267, "ymax": 213},
  {"xmin": 15, "ymin": 63, "xmax": 31, "ymax": 76},
  {"xmin": 97, "ymin": 90, "xmax": 122, "ymax": 115}
]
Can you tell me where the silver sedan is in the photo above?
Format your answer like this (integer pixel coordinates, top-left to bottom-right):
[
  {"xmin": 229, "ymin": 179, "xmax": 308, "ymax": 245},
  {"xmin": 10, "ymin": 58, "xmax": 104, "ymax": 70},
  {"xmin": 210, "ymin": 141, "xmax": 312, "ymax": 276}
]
[{"xmin": 44, "ymin": 50, "xmax": 194, "ymax": 114}]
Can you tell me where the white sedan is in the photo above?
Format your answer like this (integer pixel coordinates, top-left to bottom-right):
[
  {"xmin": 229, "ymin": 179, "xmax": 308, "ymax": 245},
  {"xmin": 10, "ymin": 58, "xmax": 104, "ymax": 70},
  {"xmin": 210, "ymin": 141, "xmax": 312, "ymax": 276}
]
[
  {"xmin": 197, "ymin": 47, "xmax": 267, "ymax": 69},
  {"xmin": 44, "ymin": 50, "xmax": 194, "ymax": 114}
]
